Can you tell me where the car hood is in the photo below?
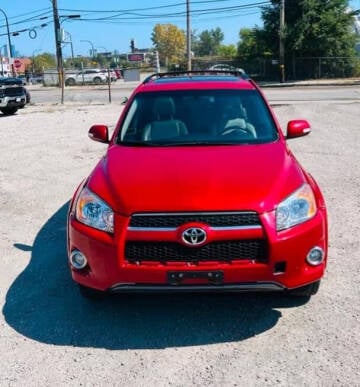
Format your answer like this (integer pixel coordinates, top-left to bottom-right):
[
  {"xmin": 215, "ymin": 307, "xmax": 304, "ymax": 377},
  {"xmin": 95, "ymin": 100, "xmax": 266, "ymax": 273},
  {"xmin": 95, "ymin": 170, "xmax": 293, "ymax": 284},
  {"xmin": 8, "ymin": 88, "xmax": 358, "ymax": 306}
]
[{"xmin": 88, "ymin": 143, "xmax": 305, "ymax": 214}]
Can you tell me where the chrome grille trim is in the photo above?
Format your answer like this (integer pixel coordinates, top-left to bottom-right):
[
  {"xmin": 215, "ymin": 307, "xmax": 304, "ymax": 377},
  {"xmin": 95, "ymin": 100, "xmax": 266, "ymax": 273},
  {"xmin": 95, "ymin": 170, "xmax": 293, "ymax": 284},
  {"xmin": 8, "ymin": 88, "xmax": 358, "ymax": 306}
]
[
  {"xmin": 109, "ymin": 282, "xmax": 285, "ymax": 293},
  {"xmin": 129, "ymin": 211, "xmax": 261, "ymax": 228},
  {"xmin": 128, "ymin": 227, "xmax": 177, "ymax": 232},
  {"xmin": 127, "ymin": 225, "xmax": 262, "ymax": 232},
  {"xmin": 131, "ymin": 211, "xmax": 258, "ymax": 216}
]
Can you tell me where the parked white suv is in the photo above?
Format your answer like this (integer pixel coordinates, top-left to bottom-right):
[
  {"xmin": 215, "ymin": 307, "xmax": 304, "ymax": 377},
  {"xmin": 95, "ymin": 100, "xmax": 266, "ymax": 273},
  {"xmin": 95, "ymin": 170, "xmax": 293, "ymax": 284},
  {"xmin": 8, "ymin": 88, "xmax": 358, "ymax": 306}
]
[{"xmin": 65, "ymin": 69, "xmax": 107, "ymax": 86}]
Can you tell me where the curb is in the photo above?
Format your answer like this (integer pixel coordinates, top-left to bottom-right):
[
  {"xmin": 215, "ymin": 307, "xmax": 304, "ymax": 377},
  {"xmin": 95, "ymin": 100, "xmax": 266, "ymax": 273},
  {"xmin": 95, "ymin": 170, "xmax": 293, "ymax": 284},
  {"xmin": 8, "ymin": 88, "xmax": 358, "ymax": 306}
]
[{"xmin": 258, "ymin": 79, "xmax": 360, "ymax": 88}]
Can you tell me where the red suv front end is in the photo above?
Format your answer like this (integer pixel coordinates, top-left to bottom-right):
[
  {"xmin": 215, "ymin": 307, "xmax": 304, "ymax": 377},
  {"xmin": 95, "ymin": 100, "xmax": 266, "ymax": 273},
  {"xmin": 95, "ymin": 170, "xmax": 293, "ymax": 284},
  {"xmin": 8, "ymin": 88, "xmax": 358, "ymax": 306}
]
[{"xmin": 67, "ymin": 72, "xmax": 327, "ymax": 298}]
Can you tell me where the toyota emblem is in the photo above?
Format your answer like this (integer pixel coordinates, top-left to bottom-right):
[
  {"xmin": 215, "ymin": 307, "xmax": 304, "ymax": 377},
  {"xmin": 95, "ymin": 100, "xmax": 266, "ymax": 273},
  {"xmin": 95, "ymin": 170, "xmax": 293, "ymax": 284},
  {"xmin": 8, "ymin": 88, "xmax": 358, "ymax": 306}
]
[{"xmin": 182, "ymin": 227, "xmax": 207, "ymax": 246}]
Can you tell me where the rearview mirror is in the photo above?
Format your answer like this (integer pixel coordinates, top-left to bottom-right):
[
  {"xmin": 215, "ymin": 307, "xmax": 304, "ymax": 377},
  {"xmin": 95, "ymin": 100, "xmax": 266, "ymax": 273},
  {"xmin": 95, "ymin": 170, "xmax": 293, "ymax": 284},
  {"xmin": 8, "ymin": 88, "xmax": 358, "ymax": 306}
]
[
  {"xmin": 286, "ymin": 120, "xmax": 311, "ymax": 139},
  {"xmin": 88, "ymin": 124, "xmax": 109, "ymax": 143}
]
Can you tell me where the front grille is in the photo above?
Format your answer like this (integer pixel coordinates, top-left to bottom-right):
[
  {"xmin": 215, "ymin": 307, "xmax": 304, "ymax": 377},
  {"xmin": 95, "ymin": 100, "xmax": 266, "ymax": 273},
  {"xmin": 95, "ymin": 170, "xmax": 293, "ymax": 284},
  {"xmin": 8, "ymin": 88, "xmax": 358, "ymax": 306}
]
[
  {"xmin": 4, "ymin": 86, "xmax": 24, "ymax": 97},
  {"xmin": 130, "ymin": 212, "xmax": 260, "ymax": 228},
  {"xmin": 125, "ymin": 240, "xmax": 267, "ymax": 263}
]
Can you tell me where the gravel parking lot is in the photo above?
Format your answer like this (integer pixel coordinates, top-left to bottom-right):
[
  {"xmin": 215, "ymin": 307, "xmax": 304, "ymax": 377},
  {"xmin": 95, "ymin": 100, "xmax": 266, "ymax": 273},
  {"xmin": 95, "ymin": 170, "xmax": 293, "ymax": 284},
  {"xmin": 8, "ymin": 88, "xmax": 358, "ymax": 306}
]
[{"xmin": 0, "ymin": 92, "xmax": 359, "ymax": 386}]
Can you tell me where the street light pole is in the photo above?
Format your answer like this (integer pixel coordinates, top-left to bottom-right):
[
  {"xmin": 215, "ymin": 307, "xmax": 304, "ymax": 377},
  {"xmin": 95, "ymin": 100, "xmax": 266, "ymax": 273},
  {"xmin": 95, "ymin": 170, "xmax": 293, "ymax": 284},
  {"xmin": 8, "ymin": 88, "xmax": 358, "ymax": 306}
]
[
  {"xmin": 70, "ymin": 39, "xmax": 74, "ymax": 62},
  {"xmin": 0, "ymin": 8, "xmax": 14, "ymax": 76},
  {"xmin": 0, "ymin": 45, "xmax": 4, "ymax": 75},
  {"xmin": 81, "ymin": 40, "xmax": 95, "ymax": 58}
]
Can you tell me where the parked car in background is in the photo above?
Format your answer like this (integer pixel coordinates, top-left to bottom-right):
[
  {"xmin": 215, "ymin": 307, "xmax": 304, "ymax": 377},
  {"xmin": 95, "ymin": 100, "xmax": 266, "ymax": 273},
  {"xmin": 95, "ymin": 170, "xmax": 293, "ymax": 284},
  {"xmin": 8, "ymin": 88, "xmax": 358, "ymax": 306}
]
[
  {"xmin": 67, "ymin": 70, "xmax": 328, "ymax": 299},
  {"xmin": 102, "ymin": 69, "xmax": 117, "ymax": 82},
  {"xmin": 65, "ymin": 69, "xmax": 108, "ymax": 86},
  {"xmin": 114, "ymin": 69, "xmax": 122, "ymax": 79},
  {"xmin": 1, "ymin": 77, "xmax": 31, "ymax": 104},
  {"xmin": 29, "ymin": 75, "xmax": 44, "ymax": 84},
  {"xmin": 16, "ymin": 75, "xmax": 27, "ymax": 85},
  {"xmin": 207, "ymin": 63, "xmax": 246, "ymax": 75}
]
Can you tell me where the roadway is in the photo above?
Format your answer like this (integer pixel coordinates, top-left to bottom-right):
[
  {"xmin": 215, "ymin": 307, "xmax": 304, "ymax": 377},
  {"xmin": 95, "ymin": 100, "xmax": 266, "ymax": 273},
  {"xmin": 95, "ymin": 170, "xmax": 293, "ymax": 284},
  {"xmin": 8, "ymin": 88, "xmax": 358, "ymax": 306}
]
[{"xmin": 26, "ymin": 81, "xmax": 360, "ymax": 105}]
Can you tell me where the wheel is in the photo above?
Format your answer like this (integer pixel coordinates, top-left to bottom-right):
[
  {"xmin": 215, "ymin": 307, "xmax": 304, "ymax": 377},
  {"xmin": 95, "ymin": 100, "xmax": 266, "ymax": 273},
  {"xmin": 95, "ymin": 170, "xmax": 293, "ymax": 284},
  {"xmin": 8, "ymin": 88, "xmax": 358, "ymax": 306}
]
[
  {"xmin": 93, "ymin": 77, "xmax": 102, "ymax": 85},
  {"xmin": 78, "ymin": 284, "xmax": 105, "ymax": 299},
  {"xmin": 65, "ymin": 78, "xmax": 75, "ymax": 86},
  {"xmin": 1, "ymin": 107, "xmax": 18, "ymax": 115},
  {"xmin": 288, "ymin": 280, "xmax": 321, "ymax": 297}
]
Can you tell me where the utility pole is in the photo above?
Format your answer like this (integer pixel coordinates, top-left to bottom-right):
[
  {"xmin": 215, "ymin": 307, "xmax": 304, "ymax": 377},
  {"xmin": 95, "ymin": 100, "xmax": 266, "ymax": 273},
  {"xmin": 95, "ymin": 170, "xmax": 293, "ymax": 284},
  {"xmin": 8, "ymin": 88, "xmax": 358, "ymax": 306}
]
[
  {"xmin": 186, "ymin": 0, "xmax": 191, "ymax": 71},
  {"xmin": 52, "ymin": 0, "xmax": 64, "ymax": 103},
  {"xmin": 279, "ymin": 0, "xmax": 285, "ymax": 83}
]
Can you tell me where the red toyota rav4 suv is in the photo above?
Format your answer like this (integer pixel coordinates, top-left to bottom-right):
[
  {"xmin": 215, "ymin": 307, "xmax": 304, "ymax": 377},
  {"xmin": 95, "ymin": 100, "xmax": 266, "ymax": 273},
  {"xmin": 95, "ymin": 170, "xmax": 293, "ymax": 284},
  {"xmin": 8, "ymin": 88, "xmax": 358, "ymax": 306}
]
[{"xmin": 67, "ymin": 71, "xmax": 328, "ymax": 298}]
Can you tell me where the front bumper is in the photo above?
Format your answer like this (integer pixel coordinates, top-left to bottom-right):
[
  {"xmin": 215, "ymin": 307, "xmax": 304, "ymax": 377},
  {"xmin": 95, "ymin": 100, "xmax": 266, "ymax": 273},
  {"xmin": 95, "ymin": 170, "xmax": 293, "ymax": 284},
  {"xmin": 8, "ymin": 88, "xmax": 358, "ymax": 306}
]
[
  {"xmin": 67, "ymin": 204, "xmax": 327, "ymax": 293},
  {"xmin": 0, "ymin": 95, "xmax": 26, "ymax": 108}
]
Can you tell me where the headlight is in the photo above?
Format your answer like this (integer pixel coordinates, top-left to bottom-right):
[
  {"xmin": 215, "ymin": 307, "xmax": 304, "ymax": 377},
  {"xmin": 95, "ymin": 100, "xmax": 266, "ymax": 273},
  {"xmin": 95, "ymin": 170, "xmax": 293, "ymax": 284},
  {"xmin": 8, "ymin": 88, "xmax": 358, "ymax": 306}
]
[
  {"xmin": 75, "ymin": 187, "xmax": 114, "ymax": 233},
  {"xmin": 276, "ymin": 183, "xmax": 317, "ymax": 231}
]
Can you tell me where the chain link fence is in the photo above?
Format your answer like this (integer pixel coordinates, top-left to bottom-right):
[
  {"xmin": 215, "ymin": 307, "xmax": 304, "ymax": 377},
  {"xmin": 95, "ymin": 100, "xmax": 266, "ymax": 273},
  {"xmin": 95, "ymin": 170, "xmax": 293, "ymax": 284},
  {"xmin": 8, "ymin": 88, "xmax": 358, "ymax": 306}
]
[
  {"xmin": 192, "ymin": 56, "xmax": 360, "ymax": 81},
  {"xmin": 32, "ymin": 57, "xmax": 360, "ymax": 90}
]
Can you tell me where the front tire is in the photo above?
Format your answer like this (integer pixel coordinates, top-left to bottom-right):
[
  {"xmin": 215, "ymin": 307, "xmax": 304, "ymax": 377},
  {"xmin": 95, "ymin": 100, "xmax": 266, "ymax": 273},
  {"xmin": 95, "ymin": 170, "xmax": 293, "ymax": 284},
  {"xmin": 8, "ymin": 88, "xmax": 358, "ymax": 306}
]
[
  {"xmin": 93, "ymin": 77, "xmax": 102, "ymax": 85},
  {"xmin": 1, "ymin": 107, "xmax": 18, "ymax": 115},
  {"xmin": 288, "ymin": 280, "xmax": 321, "ymax": 297}
]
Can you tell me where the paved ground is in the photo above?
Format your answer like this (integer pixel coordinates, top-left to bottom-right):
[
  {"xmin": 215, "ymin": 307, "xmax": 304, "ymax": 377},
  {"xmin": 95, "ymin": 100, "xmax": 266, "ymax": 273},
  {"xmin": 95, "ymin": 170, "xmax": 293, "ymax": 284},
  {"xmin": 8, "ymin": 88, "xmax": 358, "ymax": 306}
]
[{"xmin": 0, "ymin": 86, "xmax": 359, "ymax": 386}]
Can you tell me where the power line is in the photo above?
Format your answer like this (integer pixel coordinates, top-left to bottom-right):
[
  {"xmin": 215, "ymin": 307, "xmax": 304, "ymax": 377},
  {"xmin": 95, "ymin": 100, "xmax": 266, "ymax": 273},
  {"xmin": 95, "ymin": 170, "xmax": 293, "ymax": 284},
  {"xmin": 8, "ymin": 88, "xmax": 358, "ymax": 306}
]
[
  {"xmin": 6, "ymin": 7, "xmax": 52, "ymax": 20},
  {"xmin": 58, "ymin": 0, "xmax": 269, "ymax": 14},
  {"xmin": 1, "ymin": 8, "xmax": 52, "ymax": 27},
  {"xmin": 57, "ymin": 1, "xmax": 269, "ymax": 20},
  {"xmin": 1, "ymin": 1, "xmax": 269, "ymax": 32}
]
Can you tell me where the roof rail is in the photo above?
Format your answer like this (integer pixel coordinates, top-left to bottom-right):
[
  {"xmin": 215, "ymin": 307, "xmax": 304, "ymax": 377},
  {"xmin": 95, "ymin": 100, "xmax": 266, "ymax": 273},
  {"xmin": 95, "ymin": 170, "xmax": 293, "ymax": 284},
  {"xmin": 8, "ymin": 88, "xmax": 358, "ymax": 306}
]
[{"xmin": 142, "ymin": 70, "xmax": 249, "ymax": 84}]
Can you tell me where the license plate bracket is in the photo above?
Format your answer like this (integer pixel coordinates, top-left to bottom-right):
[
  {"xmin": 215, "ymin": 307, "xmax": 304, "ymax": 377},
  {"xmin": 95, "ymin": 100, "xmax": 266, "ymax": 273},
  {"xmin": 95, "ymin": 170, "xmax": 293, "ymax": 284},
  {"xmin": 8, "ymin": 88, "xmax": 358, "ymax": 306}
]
[{"xmin": 167, "ymin": 270, "xmax": 223, "ymax": 285}]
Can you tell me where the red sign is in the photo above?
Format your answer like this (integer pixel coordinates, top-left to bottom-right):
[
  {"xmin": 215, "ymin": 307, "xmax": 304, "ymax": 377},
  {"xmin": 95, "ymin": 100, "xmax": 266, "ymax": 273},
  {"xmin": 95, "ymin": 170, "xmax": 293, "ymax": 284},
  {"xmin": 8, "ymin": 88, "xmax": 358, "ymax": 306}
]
[
  {"xmin": 14, "ymin": 59, "xmax": 22, "ymax": 69},
  {"xmin": 127, "ymin": 53, "xmax": 144, "ymax": 62}
]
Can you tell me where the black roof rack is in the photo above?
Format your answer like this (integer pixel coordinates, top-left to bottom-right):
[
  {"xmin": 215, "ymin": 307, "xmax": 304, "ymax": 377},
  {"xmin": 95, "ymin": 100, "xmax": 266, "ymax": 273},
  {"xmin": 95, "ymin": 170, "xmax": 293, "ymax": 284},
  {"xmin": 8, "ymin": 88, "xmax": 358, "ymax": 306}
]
[{"xmin": 142, "ymin": 70, "xmax": 249, "ymax": 84}]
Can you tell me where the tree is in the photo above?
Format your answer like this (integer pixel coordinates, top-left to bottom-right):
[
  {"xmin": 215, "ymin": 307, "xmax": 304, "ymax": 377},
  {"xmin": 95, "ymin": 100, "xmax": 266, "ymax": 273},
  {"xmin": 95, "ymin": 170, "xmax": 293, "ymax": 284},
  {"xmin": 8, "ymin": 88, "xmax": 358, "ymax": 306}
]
[
  {"xmin": 32, "ymin": 53, "xmax": 56, "ymax": 73},
  {"xmin": 151, "ymin": 24, "xmax": 186, "ymax": 66},
  {"xmin": 237, "ymin": 28, "xmax": 262, "ymax": 60},
  {"xmin": 195, "ymin": 28, "xmax": 224, "ymax": 56},
  {"xmin": 260, "ymin": 0, "xmax": 357, "ymax": 76},
  {"xmin": 217, "ymin": 44, "xmax": 237, "ymax": 58},
  {"xmin": 64, "ymin": 56, "xmax": 93, "ymax": 70}
]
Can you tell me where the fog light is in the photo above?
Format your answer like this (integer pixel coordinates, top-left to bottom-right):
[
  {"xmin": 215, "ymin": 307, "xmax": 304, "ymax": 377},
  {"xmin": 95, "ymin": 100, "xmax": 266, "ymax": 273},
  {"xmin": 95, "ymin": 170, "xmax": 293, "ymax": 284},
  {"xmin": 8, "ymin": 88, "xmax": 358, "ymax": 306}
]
[
  {"xmin": 306, "ymin": 246, "xmax": 324, "ymax": 266},
  {"xmin": 70, "ymin": 250, "xmax": 88, "ymax": 270}
]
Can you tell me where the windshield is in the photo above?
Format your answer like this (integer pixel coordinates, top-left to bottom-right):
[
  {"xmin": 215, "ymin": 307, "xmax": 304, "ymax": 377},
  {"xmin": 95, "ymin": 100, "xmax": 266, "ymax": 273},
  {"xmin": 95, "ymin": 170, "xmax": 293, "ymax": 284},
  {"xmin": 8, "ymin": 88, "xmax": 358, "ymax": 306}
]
[{"xmin": 117, "ymin": 89, "xmax": 278, "ymax": 146}]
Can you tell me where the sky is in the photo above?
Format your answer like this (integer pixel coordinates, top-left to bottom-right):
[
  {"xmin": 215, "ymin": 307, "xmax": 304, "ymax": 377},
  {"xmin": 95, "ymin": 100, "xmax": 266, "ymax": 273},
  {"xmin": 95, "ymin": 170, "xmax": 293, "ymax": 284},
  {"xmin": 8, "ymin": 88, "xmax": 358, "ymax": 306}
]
[{"xmin": 1, "ymin": 0, "xmax": 360, "ymax": 59}]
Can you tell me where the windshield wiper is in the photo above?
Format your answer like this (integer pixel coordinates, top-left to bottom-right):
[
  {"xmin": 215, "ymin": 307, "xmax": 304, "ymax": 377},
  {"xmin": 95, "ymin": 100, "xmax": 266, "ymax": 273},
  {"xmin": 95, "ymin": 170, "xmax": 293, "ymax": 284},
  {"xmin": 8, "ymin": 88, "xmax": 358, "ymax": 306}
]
[
  {"xmin": 119, "ymin": 141, "xmax": 157, "ymax": 146},
  {"xmin": 163, "ymin": 141, "xmax": 243, "ymax": 146}
]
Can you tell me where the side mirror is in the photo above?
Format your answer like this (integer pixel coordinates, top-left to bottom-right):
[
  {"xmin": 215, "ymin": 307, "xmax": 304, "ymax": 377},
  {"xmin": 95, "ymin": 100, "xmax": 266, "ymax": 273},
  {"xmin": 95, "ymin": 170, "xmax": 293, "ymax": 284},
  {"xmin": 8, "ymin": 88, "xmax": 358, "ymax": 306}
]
[
  {"xmin": 286, "ymin": 120, "xmax": 311, "ymax": 139},
  {"xmin": 120, "ymin": 96, "xmax": 128, "ymax": 105},
  {"xmin": 88, "ymin": 124, "xmax": 109, "ymax": 143}
]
